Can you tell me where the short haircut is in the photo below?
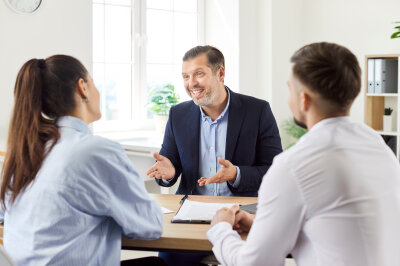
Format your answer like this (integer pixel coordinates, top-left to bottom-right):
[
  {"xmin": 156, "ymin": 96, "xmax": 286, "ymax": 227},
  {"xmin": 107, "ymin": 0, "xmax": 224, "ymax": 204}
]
[
  {"xmin": 290, "ymin": 42, "xmax": 361, "ymax": 111},
  {"xmin": 183, "ymin": 45, "xmax": 225, "ymax": 72}
]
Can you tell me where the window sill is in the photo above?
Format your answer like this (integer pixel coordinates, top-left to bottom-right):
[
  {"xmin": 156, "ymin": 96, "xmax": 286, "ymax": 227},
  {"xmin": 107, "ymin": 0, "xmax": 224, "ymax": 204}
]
[{"xmin": 95, "ymin": 130, "xmax": 162, "ymax": 155}]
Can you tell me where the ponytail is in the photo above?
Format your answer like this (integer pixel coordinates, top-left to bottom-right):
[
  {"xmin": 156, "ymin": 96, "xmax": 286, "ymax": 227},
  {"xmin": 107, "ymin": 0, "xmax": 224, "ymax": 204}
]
[{"xmin": 1, "ymin": 55, "xmax": 87, "ymax": 208}]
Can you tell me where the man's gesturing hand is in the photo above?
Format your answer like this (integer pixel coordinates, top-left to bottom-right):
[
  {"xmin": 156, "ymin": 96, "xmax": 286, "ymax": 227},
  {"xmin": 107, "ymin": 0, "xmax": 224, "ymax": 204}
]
[
  {"xmin": 146, "ymin": 153, "xmax": 176, "ymax": 180},
  {"xmin": 197, "ymin": 158, "xmax": 237, "ymax": 186}
]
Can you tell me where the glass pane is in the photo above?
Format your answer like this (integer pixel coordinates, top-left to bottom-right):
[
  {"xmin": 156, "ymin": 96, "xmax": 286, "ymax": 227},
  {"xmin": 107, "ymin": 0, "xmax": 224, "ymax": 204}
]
[
  {"xmin": 147, "ymin": 64, "xmax": 176, "ymax": 118},
  {"xmin": 105, "ymin": 0, "xmax": 131, "ymax": 5},
  {"xmin": 173, "ymin": 13, "xmax": 198, "ymax": 64},
  {"xmin": 147, "ymin": 10, "xmax": 173, "ymax": 64},
  {"xmin": 147, "ymin": 64, "xmax": 175, "ymax": 86},
  {"xmin": 147, "ymin": 0, "xmax": 172, "ymax": 10},
  {"xmin": 93, "ymin": 4, "xmax": 105, "ymax": 62},
  {"xmin": 103, "ymin": 64, "xmax": 132, "ymax": 120},
  {"xmin": 93, "ymin": 63, "xmax": 106, "ymax": 119},
  {"xmin": 170, "ymin": 63, "xmax": 190, "ymax": 102},
  {"xmin": 104, "ymin": 5, "xmax": 132, "ymax": 62},
  {"xmin": 174, "ymin": 0, "xmax": 197, "ymax": 13}
]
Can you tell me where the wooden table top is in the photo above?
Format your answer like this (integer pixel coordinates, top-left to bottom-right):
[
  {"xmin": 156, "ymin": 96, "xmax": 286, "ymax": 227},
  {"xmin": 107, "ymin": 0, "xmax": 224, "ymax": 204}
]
[
  {"xmin": 0, "ymin": 194, "xmax": 257, "ymax": 251},
  {"xmin": 122, "ymin": 194, "xmax": 257, "ymax": 252}
]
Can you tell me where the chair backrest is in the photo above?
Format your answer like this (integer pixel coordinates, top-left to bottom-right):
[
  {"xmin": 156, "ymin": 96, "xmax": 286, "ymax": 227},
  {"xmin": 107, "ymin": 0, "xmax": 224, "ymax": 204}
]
[{"xmin": 0, "ymin": 245, "xmax": 16, "ymax": 266}]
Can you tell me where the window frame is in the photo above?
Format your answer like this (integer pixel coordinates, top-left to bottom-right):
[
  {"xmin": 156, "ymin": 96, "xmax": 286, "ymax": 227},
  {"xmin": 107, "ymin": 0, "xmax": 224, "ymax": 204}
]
[{"xmin": 92, "ymin": 0, "xmax": 205, "ymax": 133}]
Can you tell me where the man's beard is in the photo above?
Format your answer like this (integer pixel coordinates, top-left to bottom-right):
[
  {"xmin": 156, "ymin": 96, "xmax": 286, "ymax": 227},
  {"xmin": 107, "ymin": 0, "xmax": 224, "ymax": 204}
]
[
  {"xmin": 293, "ymin": 117, "xmax": 307, "ymax": 129},
  {"xmin": 190, "ymin": 87, "xmax": 215, "ymax": 107}
]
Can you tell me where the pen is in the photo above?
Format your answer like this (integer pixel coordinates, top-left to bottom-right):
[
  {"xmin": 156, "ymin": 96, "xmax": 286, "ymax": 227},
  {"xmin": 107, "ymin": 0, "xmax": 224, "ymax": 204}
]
[{"xmin": 179, "ymin": 194, "xmax": 188, "ymax": 205}]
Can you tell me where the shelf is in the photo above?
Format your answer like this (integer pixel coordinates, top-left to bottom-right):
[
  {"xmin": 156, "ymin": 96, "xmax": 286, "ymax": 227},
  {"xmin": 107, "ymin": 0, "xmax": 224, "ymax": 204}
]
[
  {"xmin": 376, "ymin": 131, "xmax": 400, "ymax": 136},
  {"xmin": 365, "ymin": 54, "xmax": 400, "ymax": 161},
  {"xmin": 366, "ymin": 93, "xmax": 398, "ymax": 97}
]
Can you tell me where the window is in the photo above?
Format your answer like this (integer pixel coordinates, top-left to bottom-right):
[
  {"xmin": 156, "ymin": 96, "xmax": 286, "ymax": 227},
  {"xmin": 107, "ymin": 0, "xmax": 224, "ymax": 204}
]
[{"xmin": 92, "ymin": 0, "xmax": 203, "ymax": 132}]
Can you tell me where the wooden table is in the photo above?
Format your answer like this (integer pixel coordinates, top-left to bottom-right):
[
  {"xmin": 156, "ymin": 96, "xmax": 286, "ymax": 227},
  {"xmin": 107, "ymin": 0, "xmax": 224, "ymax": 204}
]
[
  {"xmin": 0, "ymin": 194, "xmax": 257, "ymax": 252},
  {"xmin": 122, "ymin": 194, "xmax": 257, "ymax": 252}
]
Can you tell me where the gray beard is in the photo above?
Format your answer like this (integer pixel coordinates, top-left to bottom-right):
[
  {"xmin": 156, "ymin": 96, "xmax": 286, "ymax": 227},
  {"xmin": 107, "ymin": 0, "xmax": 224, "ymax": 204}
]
[{"xmin": 192, "ymin": 91, "xmax": 214, "ymax": 107}]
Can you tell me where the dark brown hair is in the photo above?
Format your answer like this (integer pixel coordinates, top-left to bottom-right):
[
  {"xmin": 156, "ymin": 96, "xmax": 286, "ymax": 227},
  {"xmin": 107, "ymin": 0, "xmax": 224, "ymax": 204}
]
[
  {"xmin": 290, "ymin": 42, "xmax": 361, "ymax": 111},
  {"xmin": 183, "ymin": 45, "xmax": 225, "ymax": 72},
  {"xmin": 1, "ymin": 55, "xmax": 88, "ymax": 208}
]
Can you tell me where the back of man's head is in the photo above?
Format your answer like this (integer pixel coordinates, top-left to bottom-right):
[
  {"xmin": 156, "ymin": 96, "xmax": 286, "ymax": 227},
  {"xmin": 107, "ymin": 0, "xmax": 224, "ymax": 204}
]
[
  {"xmin": 290, "ymin": 42, "xmax": 361, "ymax": 113},
  {"xmin": 183, "ymin": 45, "xmax": 225, "ymax": 73}
]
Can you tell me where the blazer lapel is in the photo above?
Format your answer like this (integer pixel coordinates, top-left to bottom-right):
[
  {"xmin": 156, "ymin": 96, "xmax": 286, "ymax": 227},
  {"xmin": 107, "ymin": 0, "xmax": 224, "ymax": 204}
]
[
  {"xmin": 183, "ymin": 103, "xmax": 200, "ymax": 191},
  {"xmin": 225, "ymin": 89, "xmax": 245, "ymax": 161}
]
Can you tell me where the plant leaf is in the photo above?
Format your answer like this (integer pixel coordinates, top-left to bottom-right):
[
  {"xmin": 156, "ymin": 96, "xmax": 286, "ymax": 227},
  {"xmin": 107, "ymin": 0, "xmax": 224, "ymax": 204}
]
[{"xmin": 391, "ymin": 31, "xmax": 400, "ymax": 39}]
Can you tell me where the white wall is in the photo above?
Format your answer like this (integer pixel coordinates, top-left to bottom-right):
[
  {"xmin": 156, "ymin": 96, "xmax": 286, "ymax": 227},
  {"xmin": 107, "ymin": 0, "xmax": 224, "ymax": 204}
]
[
  {"xmin": 269, "ymin": 0, "xmax": 304, "ymax": 127},
  {"xmin": 206, "ymin": 0, "xmax": 305, "ymax": 146},
  {"xmin": 0, "ymin": 0, "xmax": 92, "ymax": 151},
  {"xmin": 206, "ymin": 0, "xmax": 400, "ymax": 146},
  {"xmin": 204, "ymin": 0, "xmax": 239, "ymax": 91},
  {"xmin": 302, "ymin": 0, "xmax": 400, "ymax": 123}
]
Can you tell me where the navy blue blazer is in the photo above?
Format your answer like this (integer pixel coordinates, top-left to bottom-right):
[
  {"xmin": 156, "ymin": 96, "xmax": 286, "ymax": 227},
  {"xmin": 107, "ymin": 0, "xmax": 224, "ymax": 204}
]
[{"xmin": 156, "ymin": 88, "xmax": 282, "ymax": 196}]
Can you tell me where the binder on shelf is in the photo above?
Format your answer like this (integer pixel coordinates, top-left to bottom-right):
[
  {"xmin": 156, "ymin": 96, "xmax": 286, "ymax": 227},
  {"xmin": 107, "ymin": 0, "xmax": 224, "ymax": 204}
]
[
  {"xmin": 375, "ymin": 59, "xmax": 383, "ymax": 93},
  {"xmin": 374, "ymin": 58, "xmax": 398, "ymax": 94},
  {"xmin": 367, "ymin": 59, "xmax": 375, "ymax": 93}
]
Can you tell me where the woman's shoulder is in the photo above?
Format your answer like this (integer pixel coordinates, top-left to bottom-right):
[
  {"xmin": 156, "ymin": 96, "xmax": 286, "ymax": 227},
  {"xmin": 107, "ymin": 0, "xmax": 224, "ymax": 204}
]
[{"xmin": 80, "ymin": 135, "xmax": 126, "ymax": 160}]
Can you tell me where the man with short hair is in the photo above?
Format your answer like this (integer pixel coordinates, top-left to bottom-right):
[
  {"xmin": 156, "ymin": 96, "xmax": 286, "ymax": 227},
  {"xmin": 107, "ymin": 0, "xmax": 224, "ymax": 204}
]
[
  {"xmin": 207, "ymin": 42, "xmax": 400, "ymax": 266},
  {"xmin": 147, "ymin": 45, "xmax": 282, "ymax": 196},
  {"xmin": 146, "ymin": 45, "xmax": 282, "ymax": 266}
]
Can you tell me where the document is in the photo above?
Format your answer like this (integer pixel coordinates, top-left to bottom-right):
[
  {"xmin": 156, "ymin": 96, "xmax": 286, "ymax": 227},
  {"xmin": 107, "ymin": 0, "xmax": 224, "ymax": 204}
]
[
  {"xmin": 171, "ymin": 200, "xmax": 238, "ymax": 224},
  {"xmin": 161, "ymin": 207, "xmax": 174, "ymax": 214}
]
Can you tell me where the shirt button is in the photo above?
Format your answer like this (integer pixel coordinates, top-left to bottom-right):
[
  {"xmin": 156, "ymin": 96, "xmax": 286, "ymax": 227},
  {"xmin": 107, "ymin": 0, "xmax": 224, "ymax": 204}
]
[
  {"xmin": 210, "ymin": 146, "xmax": 214, "ymax": 150},
  {"xmin": 212, "ymin": 189, "xmax": 215, "ymax": 193}
]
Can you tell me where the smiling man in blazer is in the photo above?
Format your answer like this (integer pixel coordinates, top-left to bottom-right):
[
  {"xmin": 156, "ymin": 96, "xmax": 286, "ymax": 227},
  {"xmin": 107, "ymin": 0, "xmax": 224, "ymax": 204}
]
[
  {"xmin": 147, "ymin": 45, "xmax": 282, "ymax": 197},
  {"xmin": 146, "ymin": 45, "xmax": 282, "ymax": 266}
]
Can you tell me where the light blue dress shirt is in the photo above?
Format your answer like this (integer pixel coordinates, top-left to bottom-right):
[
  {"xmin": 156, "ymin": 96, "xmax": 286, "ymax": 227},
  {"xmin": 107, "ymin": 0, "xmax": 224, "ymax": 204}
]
[
  {"xmin": 3, "ymin": 116, "xmax": 162, "ymax": 266},
  {"xmin": 193, "ymin": 89, "xmax": 241, "ymax": 196}
]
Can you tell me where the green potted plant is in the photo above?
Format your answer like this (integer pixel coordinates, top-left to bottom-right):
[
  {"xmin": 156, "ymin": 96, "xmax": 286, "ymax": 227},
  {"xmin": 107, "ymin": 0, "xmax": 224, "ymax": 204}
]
[
  {"xmin": 281, "ymin": 119, "xmax": 308, "ymax": 150},
  {"xmin": 148, "ymin": 83, "xmax": 180, "ymax": 133}
]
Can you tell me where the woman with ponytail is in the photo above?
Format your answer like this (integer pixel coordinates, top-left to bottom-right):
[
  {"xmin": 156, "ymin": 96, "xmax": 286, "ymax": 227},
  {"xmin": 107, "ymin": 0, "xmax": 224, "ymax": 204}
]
[{"xmin": 0, "ymin": 55, "xmax": 164, "ymax": 266}]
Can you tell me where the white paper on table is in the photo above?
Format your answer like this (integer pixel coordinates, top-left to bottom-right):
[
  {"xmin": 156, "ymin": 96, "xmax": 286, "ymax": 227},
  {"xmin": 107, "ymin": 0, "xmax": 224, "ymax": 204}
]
[
  {"xmin": 161, "ymin": 207, "xmax": 174, "ymax": 214},
  {"xmin": 172, "ymin": 200, "xmax": 238, "ymax": 222}
]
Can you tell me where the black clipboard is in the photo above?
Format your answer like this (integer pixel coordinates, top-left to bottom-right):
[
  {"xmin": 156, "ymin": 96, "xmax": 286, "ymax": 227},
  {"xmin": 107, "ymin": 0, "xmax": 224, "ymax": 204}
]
[{"xmin": 239, "ymin": 203, "xmax": 257, "ymax": 214}]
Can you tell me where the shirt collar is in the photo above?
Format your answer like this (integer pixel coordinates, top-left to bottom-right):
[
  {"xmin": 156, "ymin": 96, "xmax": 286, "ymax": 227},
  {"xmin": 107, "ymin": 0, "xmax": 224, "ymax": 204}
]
[
  {"xmin": 309, "ymin": 116, "xmax": 351, "ymax": 133},
  {"xmin": 57, "ymin": 116, "xmax": 92, "ymax": 135},
  {"xmin": 200, "ymin": 86, "xmax": 231, "ymax": 123}
]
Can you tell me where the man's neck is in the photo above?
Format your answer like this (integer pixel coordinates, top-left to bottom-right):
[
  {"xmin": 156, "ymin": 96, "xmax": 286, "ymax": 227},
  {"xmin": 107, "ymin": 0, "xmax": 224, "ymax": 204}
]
[
  {"xmin": 201, "ymin": 87, "xmax": 228, "ymax": 121},
  {"xmin": 306, "ymin": 110, "xmax": 350, "ymax": 130}
]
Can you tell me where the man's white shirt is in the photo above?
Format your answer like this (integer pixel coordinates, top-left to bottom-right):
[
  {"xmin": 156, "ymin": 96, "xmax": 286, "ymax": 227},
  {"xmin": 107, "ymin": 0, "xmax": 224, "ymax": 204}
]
[{"xmin": 207, "ymin": 116, "xmax": 400, "ymax": 266}]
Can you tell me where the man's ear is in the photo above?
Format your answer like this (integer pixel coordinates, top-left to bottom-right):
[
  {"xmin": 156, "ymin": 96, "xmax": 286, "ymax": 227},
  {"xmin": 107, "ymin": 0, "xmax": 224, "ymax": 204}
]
[
  {"xmin": 300, "ymin": 90, "xmax": 312, "ymax": 113},
  {"xmin": 75, "ymin": 78, "xmax": 88, "ymax": 99},
  {"xmin": 218, "ymin": 66, "xmax": 225, "ymax": 82}
]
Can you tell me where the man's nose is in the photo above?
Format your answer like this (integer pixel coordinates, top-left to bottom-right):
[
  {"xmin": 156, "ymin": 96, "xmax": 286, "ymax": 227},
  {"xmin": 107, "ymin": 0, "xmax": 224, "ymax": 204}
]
[{"xmin": 188, "ymin": 75, "xmax": 198, "ymax": 88}]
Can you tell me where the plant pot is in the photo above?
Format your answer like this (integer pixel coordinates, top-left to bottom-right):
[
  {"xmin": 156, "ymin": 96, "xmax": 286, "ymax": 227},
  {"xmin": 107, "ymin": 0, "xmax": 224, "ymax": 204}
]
[
  {"xmin": 154, "ymin": 114, "xmax": 169, "ymax": 135},
  {"xmin": 383, "ymin": 115, "xmax": 393, "ymax": 132}
]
